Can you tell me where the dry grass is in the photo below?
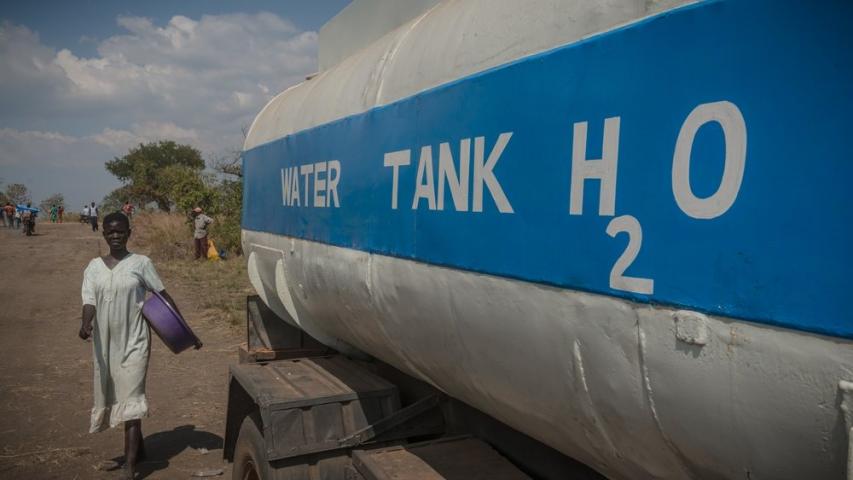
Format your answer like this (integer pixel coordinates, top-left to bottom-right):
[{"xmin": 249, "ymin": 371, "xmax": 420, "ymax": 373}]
[
  {"xmin": 129, "ymin": 211, "xmax": 253, "ymax": 326},
  {"xmin": 156, "ymin": 258, "xmax": 253, "ymax": 326},
  {"xmin": 130, "ymin": 211, "xmax": 193, "ymax": 260}
]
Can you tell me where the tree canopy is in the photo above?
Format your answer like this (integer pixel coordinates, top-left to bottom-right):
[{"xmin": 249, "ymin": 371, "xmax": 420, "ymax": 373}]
[
  {"xmin": 101, "ymin": 185, "xmax": 135, "ymax": 214},
  {"xmin": 103, "ymin": 139, "xmax": 244, "ymax": 253},
  {"xmin": 39, "ymin": 193, "xmax": 65, "ymax": 212},
  {"xmin": 105, "ymin": 141, "xmax": 205, "ymax": 211},
  {"xmin": 4, "ymin": 183, "xmax": 30, "ymax": 205}
]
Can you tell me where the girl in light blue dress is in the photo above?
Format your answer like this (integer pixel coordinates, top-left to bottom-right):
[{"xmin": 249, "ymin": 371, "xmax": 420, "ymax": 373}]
[{"xmin": 79, "ymin": 211, "xmax": 183, "ymax": 479}]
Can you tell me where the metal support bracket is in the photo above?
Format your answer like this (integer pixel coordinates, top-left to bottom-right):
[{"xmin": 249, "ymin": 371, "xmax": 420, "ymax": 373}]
[{"xmin": 338, "ymin": 394, "xmax": 443, "ymax": 448}]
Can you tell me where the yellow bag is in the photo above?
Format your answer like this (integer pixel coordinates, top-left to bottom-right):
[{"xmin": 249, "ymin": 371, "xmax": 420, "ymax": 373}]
[{"xmin": 206, "ymin": 239, "xmax": 220, "ymax": 261}]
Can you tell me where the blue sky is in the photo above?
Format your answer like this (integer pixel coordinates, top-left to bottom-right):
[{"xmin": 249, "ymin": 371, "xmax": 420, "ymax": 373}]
[
  {"xmin": 0, "ymin": 0, "xmax": 350, "ymax": 209},
  {"xmin": 3, "ymin": 1, "xmax": 348, "ymax": 58}
]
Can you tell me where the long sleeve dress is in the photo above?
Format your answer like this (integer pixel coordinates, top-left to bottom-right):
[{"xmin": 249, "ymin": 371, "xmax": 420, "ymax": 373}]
[{"xmin": 81, "ymin": 253, "xmax": 165, "ymax": 433}]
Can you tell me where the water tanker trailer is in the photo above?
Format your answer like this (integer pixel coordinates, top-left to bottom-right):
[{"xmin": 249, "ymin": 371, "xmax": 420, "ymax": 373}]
[{"xmin": 225, "ymin": 1, "xmax": 853, "ymax": 478}]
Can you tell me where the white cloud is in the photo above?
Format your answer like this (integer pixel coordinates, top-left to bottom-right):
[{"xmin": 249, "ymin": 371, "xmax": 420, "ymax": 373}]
[
  {"xmin": 0, "ymin": 128, "xmax": 77, "ymax": 145},
  {"xmin": 0, "ymin": 123, "xmax": 208, "ymax": 208},
  {"xmin": 92, "ymin": 122, "xmax": 200, "ymax": 152},
  {"xmin": 0, "ymin": 23, "xmax": 69, "ymax": 110},
  {"xmin": 0, "ymin": 127, "xmax": 120, "ymax": 209},
  {"xmin": 0, "ymin": 12, "xmax": 320, "ymax": 207},
  {"xmin": 1, "ymin": 13, "xmax": 317, "ymax": 149},
  {"xmin": 0, "ymin": 128, "xmax": 84, "ymax": 167},
  {"xmin": 89, "ymin": 128, "xmax": 141, "ymax": 152}
]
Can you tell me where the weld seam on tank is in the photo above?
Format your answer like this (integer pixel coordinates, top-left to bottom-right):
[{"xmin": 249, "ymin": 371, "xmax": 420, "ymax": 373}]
[
  {"xmin": 374, "ymin": 3, "xmax": 441, "ymax": 104},
  {"xmin": 637, "ymin": 309, "xmax": 694, "ymax": 475},
  {"xmin": 367, "ymin": 253, "xmax": 436, "ymax": 387},
  {"xmin": 839, "ymin": 380, "xmax": 853, "ymax": 480},
  {"xmin": 572, "ymin": 339, "xmax": 619, "ymax": 467}
]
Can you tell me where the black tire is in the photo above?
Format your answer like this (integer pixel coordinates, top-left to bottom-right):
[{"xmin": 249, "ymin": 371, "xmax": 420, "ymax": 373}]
[{"xmin": 233, "ymin": 413, "xmax": 269, "ymax": 480}]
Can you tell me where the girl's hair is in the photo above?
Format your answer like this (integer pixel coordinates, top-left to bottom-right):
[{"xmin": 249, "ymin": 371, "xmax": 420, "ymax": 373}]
[{"xmin": 103, "ymin": 211, "xmax": 130, "ymax": 229}]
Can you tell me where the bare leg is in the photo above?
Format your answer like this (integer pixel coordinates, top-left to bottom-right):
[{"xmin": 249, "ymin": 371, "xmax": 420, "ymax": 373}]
[
  {"xmin": 136, "ymin": 424, "xmax": 146, "ymax": 461},
  {"xmin": 123, "ymin": 420, "xmax": 142, "ymax": 478}
]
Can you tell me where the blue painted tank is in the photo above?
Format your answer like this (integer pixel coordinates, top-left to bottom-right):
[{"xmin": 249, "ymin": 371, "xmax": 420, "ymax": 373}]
[{"xmin": 241, "ymin": 1, "xmax": 853, "ymax": 478}]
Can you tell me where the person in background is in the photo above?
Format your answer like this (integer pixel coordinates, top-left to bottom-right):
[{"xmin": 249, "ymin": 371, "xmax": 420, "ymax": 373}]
[
  {"xmin": 21, "ymin": 203, "xmax": 36, "ymax": 236},
  {"xmin": 82, "ymin": 204, "xmax": 90, "ymax": 224},
  {"xmin": 190, "ymin": 207, "xmax": 212, "ymax": 260},
  {"xmin": 121, "ymin": 200, "xmax": 135, "ymax": 220},
  {"xmin": 89, "ymin": 202, "xmax": 99, "ymax": 232},
  {"xmin": 3, "ymin": 203, "xmax": 14, "ymax": 229},
  {"xmin": 58, "ymin": 205, "xmax": 64, "ymax": 223},
  {"xmin": 78, "ymin": 212, "xmax": 190, "ymax": 480},
  {"xmin": 14, "ymin": 207, "xmax": 21, "ymax": 229}
]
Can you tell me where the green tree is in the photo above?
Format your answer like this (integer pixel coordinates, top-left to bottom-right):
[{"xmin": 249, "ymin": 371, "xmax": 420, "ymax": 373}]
[
  {"xmin": 208, "ymin": 177, "xmax": 243, "ymax": 254},
  {"xmin": 5, "ymin": 183, "xmax": 30, "ymax": 205},
  {"xmin": 101, "ymin": 186, "xmax": 135, "ymax": 214},
  {"xmin": 206, "ymin": 147, "xmax": 244, "ymax": 253},
  {"xmin": 161, "ymin": 165, "xmax": 217, "ymax": 213},
  {"xmin": 104, "ymin": 139, "xmax": 246, "ymax": 255},
  {"xmin": 39, "ymin": 193, "xmax": 65, "ymax": 213},
  {"xmin": 105, "ymin": 141, "xmax": 204, "ymax": 211}
]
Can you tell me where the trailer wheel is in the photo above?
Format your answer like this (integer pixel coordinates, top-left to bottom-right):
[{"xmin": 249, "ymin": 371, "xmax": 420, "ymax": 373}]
[{"xmin": 233, "ymin": 414, "xmax": 269, "ymax": 480}]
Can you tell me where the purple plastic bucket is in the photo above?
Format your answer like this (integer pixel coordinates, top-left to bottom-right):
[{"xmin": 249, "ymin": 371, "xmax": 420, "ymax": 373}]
[{"xmin": 141, "ymin": 291, "xmax": 202, "ymax": 354}]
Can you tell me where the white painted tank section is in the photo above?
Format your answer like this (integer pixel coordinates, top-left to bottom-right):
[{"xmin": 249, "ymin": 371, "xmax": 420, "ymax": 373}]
[
  {"xmin": 318, "ymin": 0, "xmax": 440, "ymax": 71},
  {"xmin": 244, "ymin": 0, "xmax": 693, "ymax": 150},
  {"xmin": 246, "ymin": 244, "xmax": 357, "ymax": 353},
  {"xmin": 243, "ymin": 230, "xmax": 853, "ymax": 479}
]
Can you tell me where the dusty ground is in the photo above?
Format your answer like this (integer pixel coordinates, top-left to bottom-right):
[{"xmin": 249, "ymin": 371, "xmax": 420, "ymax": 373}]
[{"xmin": 0, "ymin": 220, "xmax": 250, "ymax": 479}]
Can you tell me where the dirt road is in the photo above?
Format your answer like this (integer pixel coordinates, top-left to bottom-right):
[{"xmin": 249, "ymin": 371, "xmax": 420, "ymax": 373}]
[{"xmin": 0, "ymin": 221, "xmax": 240, "ymax": 479}]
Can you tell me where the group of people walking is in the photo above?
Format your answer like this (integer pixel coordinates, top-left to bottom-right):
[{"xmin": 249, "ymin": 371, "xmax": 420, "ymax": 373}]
[
  {"xmin": 81, "ymin": 201, "xmax": 134, "ymax": 232},
  {"xmin": 2, "ymin": 202, "xmax": 37, "ymax": 235},
  {"xmin": 2, "ymin": 204, "xmax": 68, "ymax": 227},
  {"xmin": 48, "ymin": 204, "xmax": 65, "ymax": 223},
  {"xmin": 2, "ymin": 200, "xmax": 142, "ymax": 238},
  {"xmin": 81, "ymin": 202, "xmax": 100, "ymax": 231}
]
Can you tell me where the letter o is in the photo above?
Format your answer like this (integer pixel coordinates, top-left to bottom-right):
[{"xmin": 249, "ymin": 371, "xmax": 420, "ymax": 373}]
[{"xmin": 672, "ymin": 101, "xmax": 747, "ymax": 219}]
